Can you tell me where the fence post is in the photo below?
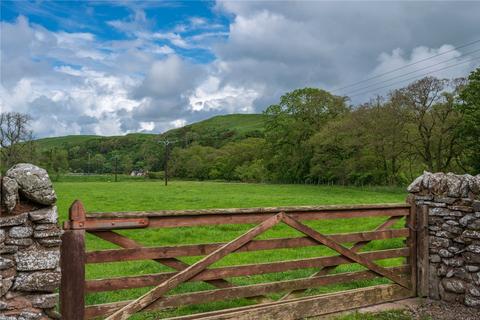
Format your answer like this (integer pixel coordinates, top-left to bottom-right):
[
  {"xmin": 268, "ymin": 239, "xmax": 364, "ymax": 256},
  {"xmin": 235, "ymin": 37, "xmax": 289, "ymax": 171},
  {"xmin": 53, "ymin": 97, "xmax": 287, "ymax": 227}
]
[
  {"xmin": 406, "ymin": 196, "xmax": 417, "ymax": 296},
  {"xmin": 60, "ymin": 200, "xmax": 86, "ymax": 319},
  {"xmin": 416, "ymin": 204, "xmax": 429, "ymax": 297}
]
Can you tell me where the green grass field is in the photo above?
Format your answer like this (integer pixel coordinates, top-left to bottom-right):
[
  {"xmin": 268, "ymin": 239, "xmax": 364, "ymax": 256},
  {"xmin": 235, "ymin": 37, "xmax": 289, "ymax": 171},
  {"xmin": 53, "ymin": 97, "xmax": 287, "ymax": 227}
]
[{"xmin": 54, "ymin": 179, "xmax": 408, "ymax": 319}]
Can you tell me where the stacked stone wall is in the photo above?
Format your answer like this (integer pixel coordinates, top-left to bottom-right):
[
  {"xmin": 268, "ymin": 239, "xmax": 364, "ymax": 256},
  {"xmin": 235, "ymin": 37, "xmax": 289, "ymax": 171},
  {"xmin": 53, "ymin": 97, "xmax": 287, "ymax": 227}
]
[
  {"xmin": 1, "ymin": 164, "xmax": 61, "ymax": 319},
  {"xmin": 408, "ymin": 171, "xmax": 480, "ymax": 308}
]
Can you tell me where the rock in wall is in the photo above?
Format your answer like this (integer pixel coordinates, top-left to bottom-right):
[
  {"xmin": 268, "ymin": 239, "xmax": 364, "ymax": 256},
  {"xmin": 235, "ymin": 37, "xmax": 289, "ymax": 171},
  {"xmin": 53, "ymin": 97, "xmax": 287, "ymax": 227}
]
[
  {"xmin": 408, "ymin": 171, "xmax": 480, "ymax": 308},
  {"xmin": 1, "ymin": 164, "xmax": 61, "ymax": 319}
]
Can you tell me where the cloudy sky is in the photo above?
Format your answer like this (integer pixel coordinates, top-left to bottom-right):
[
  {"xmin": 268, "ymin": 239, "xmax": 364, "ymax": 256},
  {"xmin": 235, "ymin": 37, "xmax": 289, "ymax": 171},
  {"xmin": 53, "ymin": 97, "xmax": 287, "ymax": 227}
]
[{"xmin": 1, "ymin": 1, "xmax": 479, "ymax": 138}]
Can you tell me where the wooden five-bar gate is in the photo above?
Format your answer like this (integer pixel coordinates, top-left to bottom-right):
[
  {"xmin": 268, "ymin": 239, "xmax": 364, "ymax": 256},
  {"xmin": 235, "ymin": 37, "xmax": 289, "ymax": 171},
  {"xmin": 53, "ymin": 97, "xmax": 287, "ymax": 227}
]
[{"xmin": 60, "ymin": 201, "xmax": 420, "ymax": 320}]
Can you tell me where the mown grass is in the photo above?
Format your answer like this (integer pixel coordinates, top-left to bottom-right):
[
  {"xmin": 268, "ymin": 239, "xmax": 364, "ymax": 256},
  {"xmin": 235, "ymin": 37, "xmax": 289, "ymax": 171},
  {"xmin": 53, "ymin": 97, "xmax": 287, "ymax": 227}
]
[{"xmin": 54, "ymin": 179, "xmax": 408, "ymax": 319}]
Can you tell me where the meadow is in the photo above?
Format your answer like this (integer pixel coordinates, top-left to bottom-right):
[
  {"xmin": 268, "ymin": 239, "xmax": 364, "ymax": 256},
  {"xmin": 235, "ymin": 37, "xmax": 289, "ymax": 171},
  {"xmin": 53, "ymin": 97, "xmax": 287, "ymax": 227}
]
[{"xmin": 54, "ymin": 177, "xmax": 409, "ymax": 319}]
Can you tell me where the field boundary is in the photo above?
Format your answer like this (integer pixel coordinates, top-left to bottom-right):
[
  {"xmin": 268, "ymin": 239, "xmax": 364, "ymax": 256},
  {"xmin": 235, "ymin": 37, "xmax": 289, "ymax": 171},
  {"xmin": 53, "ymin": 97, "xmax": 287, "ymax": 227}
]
[{"xmin": 60, "ymin": 201, "xmax": 417, "ymax": 319}]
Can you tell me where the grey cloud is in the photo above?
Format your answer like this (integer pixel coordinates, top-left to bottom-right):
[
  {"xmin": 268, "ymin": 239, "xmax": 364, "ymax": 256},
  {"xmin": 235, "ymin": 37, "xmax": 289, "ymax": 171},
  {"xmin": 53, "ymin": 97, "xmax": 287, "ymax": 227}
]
[
  {"xmin": 2, "ymin": 2, "xmax": 480, "ymax": 138},
  {"xmin": 215, "ymin": 1, "xmax": 480, "ymax": 106},
  {"xmin": 133, "ymin": 55, "xmax": 205, "ymax": 99}
]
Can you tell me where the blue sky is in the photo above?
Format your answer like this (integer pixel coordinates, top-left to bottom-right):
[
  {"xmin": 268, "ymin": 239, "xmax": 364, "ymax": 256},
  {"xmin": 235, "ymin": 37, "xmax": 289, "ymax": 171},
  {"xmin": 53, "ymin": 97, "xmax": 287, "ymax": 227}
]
[
  {"xmin": 1, "ymin": 1, "xmax": 229, "ymax": 63},
  {"xmin": 1, "ymin": 1, "xmax": 479, "ymax": 138}
]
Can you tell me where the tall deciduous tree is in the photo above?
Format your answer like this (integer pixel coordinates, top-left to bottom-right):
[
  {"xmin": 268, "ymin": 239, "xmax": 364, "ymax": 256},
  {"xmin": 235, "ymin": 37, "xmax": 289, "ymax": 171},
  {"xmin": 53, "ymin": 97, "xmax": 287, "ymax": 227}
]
[
  {"xmin": 264, "ymin": 88, "xmax": 348, "ymax": 183},
  {"xmin": 392, "ymin": 77, "xmax": 463, "ymax": 172}
]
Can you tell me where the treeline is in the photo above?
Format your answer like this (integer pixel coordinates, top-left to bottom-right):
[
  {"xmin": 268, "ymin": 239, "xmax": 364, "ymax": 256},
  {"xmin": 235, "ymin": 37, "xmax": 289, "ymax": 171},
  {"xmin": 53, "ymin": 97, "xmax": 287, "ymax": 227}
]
[
  {"xmin": 169, "ymin": 70, "xmax": 480, "ymax": 185},
  {"xmin": 0, "ymin": 114, "xmax": 265, "ymax": 178},
  {"xmin": 1, "ymin": 68, "xmax": 479, "ymax": 185},
  {"xmin": 0, "ymin": 134, "xmax": 164, "ymax": 178}
]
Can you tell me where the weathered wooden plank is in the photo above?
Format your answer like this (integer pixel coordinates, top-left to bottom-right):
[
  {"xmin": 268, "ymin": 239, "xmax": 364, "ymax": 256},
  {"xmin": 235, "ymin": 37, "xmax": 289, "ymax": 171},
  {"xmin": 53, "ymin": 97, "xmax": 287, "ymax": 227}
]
[
  {"xmin": 86, "ymin": 273, "xmax": 411, "ymax": 320},
  {"xmin": 280, "ymin": 215, "xmax": 403, "ymax": 300},
  {"xmin": 86, "ymin": 228, "xmax": 409, "ymax": 263},
  {"xmin": 407, "ymin": 197, "xmax": 417, "ymax": 296},
  {"xmin": 89, "ymin": 231, "xmax": 242, "ymax": 292},
  {"xmin": 85, "ymin": 266, "xmax": 409, "ymax": 318},
  {"xmin": 87, "ymin": 203, "xmax": 410, "ymax": 218},
  {"xmin": 417, "ymin": 204, "xmax": 429, "ymax": 297},
  {"xmin": 167, "ymin": 284, "xmax": 413, "ymax": 320},
  {"xmin": 105, "ymin": 213, "xmax": 284, "ymax": 320},
  {"xmin": 282, "ymin": 214, "xmax": 410, "ymax": 288},
  {"xmin": 60, "ymin": 200, "xmax": 86, "ymax": 320},
  {"xmin": 85, "ymin": 248, "xmax": 409, "ymax": 292},
  {"xmin": 143, "ymin": 208, "xmax": 409, "ymax": 228},
  {"xmin": 64, "ymin": 217, "xmax": 149, "ymax": 230}
]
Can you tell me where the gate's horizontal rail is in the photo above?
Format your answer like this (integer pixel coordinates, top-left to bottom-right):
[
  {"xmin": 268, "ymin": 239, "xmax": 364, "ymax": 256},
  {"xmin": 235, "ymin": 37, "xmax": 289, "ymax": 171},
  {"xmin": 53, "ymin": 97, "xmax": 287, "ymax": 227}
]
[
  {"xmin": 87, "ymin": 204, "xmax": 410, "ymax": 218},
  {"xmin": 86, "ymin": 247, "xmax": 409, "ymax": 293},
  {"xmin": 79, "ymin": 204, "xmax": 409, "ymax": 229},
  {"xmin": 165, "ymin": 284, "xmax": 413, "ymax": 320},
  {"xmin": 86, "ymin": 228, "xmax": 409, "ymax": 263},
  {"xmin": 85, "ymin": 265, "xmax": 410, "ymax": 319}
]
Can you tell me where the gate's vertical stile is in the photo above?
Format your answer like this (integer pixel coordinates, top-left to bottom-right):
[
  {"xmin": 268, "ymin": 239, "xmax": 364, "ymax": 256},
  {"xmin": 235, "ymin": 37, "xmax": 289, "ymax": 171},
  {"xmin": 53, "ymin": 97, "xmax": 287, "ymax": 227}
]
[
  {"xmin": 416, "ymin": 204, "xmax": 429, "ymax": 297},
  {"xmin": 61, "ymin": 200, "xmax": 87, "ymax": 320},
  {"xmin": 407, "ymin": 196, "xmax": 417, "ymax": 295}
]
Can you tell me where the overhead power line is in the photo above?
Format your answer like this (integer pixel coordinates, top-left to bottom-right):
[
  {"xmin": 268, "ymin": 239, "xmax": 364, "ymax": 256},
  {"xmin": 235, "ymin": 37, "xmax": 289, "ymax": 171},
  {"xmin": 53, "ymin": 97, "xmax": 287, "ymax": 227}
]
[
  {"xmin": 331, "ymin": 38, "xmax": 480, "ymax": 93},
  {"xmin": 346, "ymin": 56, "xmax": 480, "ymax": 99},
  {"xmin": 344, "ymin": 47, "xmax": 480, "ymax": 95}
]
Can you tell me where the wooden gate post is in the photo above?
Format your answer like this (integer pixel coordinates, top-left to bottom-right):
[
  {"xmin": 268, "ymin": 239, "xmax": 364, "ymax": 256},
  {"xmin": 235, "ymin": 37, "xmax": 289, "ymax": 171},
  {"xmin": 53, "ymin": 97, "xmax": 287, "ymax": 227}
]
[
  {"xmin": 406, "ymin": 196, "xmax": 417, "ymax": 296},
  {"xmin": 416, "ymin": 204, "xmax": 429, "ymax": 297},
  {"xmin": 60, "ymin": 200, "xmax": 86, "ymax": 320}
]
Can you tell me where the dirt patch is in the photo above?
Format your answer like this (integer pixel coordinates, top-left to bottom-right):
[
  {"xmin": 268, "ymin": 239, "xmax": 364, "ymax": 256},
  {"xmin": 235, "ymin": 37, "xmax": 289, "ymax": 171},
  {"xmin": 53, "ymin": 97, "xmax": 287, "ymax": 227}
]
[
  {"xmin": 320, "ymin": 298, "xmax": 479, "ymax": 320},
  {"xmin": 408, "ymin": 299, "xmax": 479, "ymax": 320}
]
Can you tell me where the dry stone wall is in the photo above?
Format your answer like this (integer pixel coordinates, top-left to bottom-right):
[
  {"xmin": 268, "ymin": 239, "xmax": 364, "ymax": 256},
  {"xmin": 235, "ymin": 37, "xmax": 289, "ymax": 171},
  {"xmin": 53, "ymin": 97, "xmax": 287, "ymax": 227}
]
[
  {"xmin": 1, "ymin": 164, "xmax": 61, "ymax": 319},
  {"xmin": 408, "ymin": 171, "xmax": 480, "ymax": 308}
]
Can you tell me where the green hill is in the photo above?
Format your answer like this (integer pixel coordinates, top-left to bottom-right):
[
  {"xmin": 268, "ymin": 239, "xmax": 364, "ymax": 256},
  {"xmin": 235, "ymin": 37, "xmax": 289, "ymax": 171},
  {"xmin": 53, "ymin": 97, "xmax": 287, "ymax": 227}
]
[
  {"xmin": 179, "ymin": 114, "xmax": 266, "ymax": 134},
  {"xmin": 162, "ymin": 114, "xmax": 266, "ymax": 147},
  {"xmin": 33, "ymin": 135, "xmax": 103, "ymax": 149},
  {"xmin": 31, "ymin": 114, "xmax": 266, "ymax": 173},
  {"xmin": 34, "ymin": 114, "xmax": 265, "ymax": 151}
]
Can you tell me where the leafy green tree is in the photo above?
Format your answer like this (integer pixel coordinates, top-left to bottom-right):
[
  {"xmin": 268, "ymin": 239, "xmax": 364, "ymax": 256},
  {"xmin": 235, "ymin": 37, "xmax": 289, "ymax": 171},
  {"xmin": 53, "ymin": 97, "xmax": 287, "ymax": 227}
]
[
  {"xmin": 214, "ymin": 138, "xmax": 266, "ymax": 180},
  {"xmin": 234, "ymin": 159, "xmax": 266, "ymax": 182},
  {"xmin": 140, "ymin": 140, "xmax": 164, "ymax": 171},
  {"xmin": 169, "ymin": 144, "xmax": 219, "ymax": 180},
  {"xmin": 391, "ymin": 77, "xmax": 464, "ymax": 172},
  {"xmin": 458, "ymin": 68, "xmax": 480, "ymax": 173},
  {"xmin": 121, "ymin": 154, "xmax": 134, "ymax": 174},
  {"xmin": 93, "ymin": 153, "xmax": 106, "ymax": 173},
  {"xmin": 39, "ymin": 148, "xmax": 69, "ymax": 180},
  {"xmin": 264, "ymin": 88, "xmax": 348, "ymax": 183}
]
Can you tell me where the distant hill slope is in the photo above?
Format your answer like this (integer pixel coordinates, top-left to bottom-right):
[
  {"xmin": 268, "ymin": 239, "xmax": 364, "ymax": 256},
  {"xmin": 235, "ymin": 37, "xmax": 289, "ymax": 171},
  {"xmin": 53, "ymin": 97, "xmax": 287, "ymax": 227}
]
[
  {"xmin": 33, "ymin": 135, "xmax": 103, "ymax": 149},
  {"xmin": 34, "ymin": 114, "xmax": 266, "ymax": 151},
  {"xmin": 183, "ymin": 114, "xmax": 266, "ymax": 134}
]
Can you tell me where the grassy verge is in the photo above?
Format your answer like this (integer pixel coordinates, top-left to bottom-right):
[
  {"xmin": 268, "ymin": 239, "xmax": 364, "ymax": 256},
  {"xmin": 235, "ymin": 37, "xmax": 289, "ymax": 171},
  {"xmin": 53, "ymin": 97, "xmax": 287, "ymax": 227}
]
[{"xmin": 54, "ymin": 179, "xmax": 408, "ymax": 319}]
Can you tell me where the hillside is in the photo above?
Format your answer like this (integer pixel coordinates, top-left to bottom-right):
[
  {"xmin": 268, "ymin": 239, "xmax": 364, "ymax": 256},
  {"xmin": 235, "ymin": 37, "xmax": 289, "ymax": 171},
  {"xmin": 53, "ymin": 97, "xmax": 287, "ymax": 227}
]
[
  {"xmin": 31, "ymin": 114, "xmax": 266, "ymax": 173},
  {"xmin": 180, "ymin": 113, "xmax": 266, "ymax": 134},
  {"xmin": 162, "ymin": 114, "xmax": 265, "ymax": 147},
  {"xmin": 34, "ymin": 114, "xmax": 266, "ymax": 151},
  {"xmin": 33, "ymin": 135, "xmax": 104, "ymax": 149}
]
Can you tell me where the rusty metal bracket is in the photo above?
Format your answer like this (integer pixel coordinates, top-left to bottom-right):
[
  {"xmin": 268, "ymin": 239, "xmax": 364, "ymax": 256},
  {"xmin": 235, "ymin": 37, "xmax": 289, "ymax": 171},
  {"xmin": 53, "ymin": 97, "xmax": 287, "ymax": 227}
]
[{"xmin": 64, "ymin": 218, "xmax": 149, "ymax": 230}]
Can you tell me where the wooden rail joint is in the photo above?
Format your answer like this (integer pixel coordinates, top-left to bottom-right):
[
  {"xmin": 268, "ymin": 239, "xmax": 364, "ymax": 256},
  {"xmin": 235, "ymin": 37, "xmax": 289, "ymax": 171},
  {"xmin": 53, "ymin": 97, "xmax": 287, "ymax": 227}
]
[{"xmin": 64, "ymin": 218, "xmax": 149, "ymax": 230}]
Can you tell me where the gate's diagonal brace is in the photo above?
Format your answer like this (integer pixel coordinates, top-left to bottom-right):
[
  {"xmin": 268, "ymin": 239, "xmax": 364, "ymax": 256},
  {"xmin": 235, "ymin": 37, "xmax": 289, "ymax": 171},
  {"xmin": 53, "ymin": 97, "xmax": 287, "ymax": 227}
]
[
  {"xmin": 281, "ymin": 214, "xmax": 410, "ymax": 289},
  {"xmin": 104, "ymin": 212, "xmax": 285, "ymax": 320},
  {"xmin": 280, "ymin": 216, "xmax": 402, "ymax": 300}
]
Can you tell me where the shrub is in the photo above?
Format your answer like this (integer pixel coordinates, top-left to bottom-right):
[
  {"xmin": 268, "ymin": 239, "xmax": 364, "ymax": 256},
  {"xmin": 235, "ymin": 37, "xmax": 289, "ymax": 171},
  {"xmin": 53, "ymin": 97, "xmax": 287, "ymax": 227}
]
[{"xmin": 148, "ymin": 171, "xmax": 165, "ymax": 180}]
